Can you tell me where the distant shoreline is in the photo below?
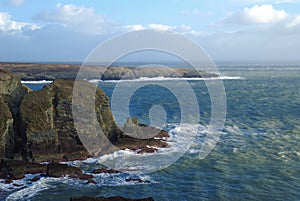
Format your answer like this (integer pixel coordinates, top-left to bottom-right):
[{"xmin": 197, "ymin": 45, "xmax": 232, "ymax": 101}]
[{"xmin": 0, "ymin": 62, "xmax": 219, "ymax": 81}]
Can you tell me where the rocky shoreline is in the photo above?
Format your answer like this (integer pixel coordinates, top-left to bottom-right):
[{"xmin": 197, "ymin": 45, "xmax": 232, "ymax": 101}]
[
  {"xmin": 0, "ymin": 68, "xmax": 168, "ymax": 201},
  {"xmin": 0, "ymin": 62, "xmax": 218, "ymax": 81}
]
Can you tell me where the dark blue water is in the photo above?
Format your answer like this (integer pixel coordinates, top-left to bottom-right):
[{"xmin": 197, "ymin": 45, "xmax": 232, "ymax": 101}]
[{"xmin": 5, "ymin": 65, "xmax": 300, "ymax": 201}]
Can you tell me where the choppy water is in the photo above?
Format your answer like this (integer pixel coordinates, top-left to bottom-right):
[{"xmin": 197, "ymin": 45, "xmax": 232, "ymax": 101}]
[{"xmin": 3, "ymin": 64, "xmax": 300, "ymax": 200}]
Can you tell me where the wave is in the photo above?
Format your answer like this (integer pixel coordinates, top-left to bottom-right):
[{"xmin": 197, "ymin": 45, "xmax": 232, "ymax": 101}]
[
  {"xmin": 21, "ymin": 80, "xmax": 53, "ymax": 84},
  {"xmin": 20, "ymin": 76, "xmax": 244, "ymax": 85},
  {"xmin": 89, "ymin": 76, "xmax": 244, "ymax": 83},
  {"xmin": 3, "ymin": 172, "xmax": 154, "ymax": 200},
  {"xmin": 1, "ymin": 123, "xmax": 219, "ymax": 200}
]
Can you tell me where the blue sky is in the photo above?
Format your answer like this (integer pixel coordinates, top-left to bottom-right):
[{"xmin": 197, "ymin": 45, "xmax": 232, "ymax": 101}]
[{"xmin": 1, "ymin": 0, "xmax": 300, "ymax": 62}]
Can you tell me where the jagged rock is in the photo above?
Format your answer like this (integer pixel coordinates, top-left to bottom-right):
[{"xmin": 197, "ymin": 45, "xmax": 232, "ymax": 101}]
[
  {"xmin": 20, "ymin": 79, "xmax": 121, "ymax": 161},
  {"xmin": 0, "ymin": 69, "xmax": 30, "ymax": 159},
  {"xmin": 70, "ymin": 196, "xmax": 154, "ymax": 201}
]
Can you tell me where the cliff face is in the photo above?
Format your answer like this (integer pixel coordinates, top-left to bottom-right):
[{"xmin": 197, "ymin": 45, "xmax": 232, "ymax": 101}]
[
  {"xmin": 0, "ymin": 97, "xmax": 14, "ymax": 158},
  {"xmin": 20, "ymin": 79, "xmax": 121, "ymax": 161},
  {"xmin": 0, "ymin": 69, "xmax": 30, "ymax": 159}
]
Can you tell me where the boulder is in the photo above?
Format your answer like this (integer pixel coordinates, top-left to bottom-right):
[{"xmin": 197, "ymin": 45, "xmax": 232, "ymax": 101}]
[{"xmin": 20, "ymin": 79, "xmax": 122, "ymax": 161}]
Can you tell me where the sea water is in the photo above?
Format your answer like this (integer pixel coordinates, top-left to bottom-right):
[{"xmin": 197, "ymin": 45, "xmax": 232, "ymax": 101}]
[{"xmin": 2, "ymin": 64, "xmax": 300, "ymax": 201}]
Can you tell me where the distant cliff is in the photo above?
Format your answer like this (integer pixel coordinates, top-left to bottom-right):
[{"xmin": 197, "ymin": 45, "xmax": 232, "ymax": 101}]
[
  {"xmin": 100, "ymin": 66, "xmax": 218, "ymax": 80},
  {"xmin": 0, "ymin": 62, "xmax": 218, "ymax": 81}
]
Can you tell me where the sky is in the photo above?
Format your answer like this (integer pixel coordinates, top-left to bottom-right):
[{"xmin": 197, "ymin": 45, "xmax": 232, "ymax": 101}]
[{"xmin": 0, "ymin": 0, "xmax": 300, "ymax": 62}]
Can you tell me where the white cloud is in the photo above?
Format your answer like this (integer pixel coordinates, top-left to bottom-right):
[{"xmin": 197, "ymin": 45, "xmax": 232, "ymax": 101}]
[
  {"xmin": 123, "ymin": 24, "xmax": 202, "ymax": 36},
  {"xmin": 7, "ymin": 0, "xmax": 25, "ymax": 7},
  {"xmin": 37, "ymin": 3, "xmax": 117, "ymax": 34},
  {"xmin": 223, "ymin": 4, "xmax": 288, "ymax": 25},
  {"xmin": 287, "ymin": 15, "xmax": 300, "ymax": 27},
  {"xmin": 0, "ymin": 12, "xmax": 39, "ymax": 34}
]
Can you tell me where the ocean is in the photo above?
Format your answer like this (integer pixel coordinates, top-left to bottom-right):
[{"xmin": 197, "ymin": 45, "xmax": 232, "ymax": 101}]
[{"xmin": 3, "ymin": 64, "xmax": 300, "ymax": 200}]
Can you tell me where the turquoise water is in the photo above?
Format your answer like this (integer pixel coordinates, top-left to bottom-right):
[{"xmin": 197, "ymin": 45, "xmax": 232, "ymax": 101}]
[{"xmin": 5, "ymin": 65, "xmax": 300, "ymax": 201}]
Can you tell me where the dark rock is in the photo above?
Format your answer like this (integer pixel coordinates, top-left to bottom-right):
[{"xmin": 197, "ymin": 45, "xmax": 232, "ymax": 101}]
[
  {"xmin": 46, "ymin": 162, "xmax": 82, "ymax": 178},
  {"xmin": 31, "ymin": 176, "xmax": 40, "ymax": 182},
  {"xmin": 92, "ymin": 168, "xmax": 120, "ymax": 174},
  {"xmin": 0, "ymin": 159, "xmax": 10, "ymax": 179},
  {"xmin": 125, "ymin": 177, "xmax": 150, "ymax": 183},
  {"xmin": 3, "ymin": 160, "xmax": 86, "ymax": 180},
  {"xmin": 12, "ymin": 183, "xmax": 23, "ymax": 187},
  {"xmin": 137, "ymin": 147, "xmax": 158, "ymax": 154},
  {"xmin": 86, "ymin": 179, "xmax": 97, "ymax": 185},
  {"xmin": 5, "ymin": 179, "xmax": 12, "ymax": 184},
  {"xmin": 70, "ymin": 196, "xmax": 154, "ymax": 201},
  {"xmin": 71, "ymin": 174, "xmax": 94, "ymax": 180}
]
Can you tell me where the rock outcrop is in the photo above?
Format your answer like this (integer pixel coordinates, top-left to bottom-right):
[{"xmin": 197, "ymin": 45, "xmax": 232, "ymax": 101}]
[
  {"xmin": 1, "ymin": 69, "xmax": 169, "ymax": 162},
  {"xmin": 20, "ymin": 79, "xmax": 121, "ymax": 161},
  {"xmin": 0, "ymin": 69, "xmax": 30, "ymax": 159}
]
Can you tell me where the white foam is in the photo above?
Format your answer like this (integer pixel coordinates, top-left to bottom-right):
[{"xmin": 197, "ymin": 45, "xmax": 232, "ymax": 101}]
[
  {"xmin": 3, "ymin": 175, "xmax": 53, "ymax": 201},
  {"xmin": 21, "ymin": 80, "xmax": 53, "ymax": 84},
  {"xmin": 93, "ymin": 123, "xmax": 207, "ymax": 173},
  {"xmin": 89, "ymin": 76, "xmax": 244, "ymax": 83}
]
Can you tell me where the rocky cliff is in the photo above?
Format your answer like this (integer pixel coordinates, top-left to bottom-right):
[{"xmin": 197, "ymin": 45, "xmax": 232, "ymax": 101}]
[
  {"xmin": 0, "ymin": 69, "xmax": 169, "ymax": 162},
  {"xmin": 20, "ymin": 79, "xmax": 122, "ymax": 161},
  {"xmin": 0, "ymin": 69, "xmax": 30, "ymax": 159}
]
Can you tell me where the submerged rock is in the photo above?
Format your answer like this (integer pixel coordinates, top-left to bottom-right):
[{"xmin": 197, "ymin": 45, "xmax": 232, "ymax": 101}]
[{"xmin": 92, "ymin": 168, "xmax": 120, "ymax": 174}]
